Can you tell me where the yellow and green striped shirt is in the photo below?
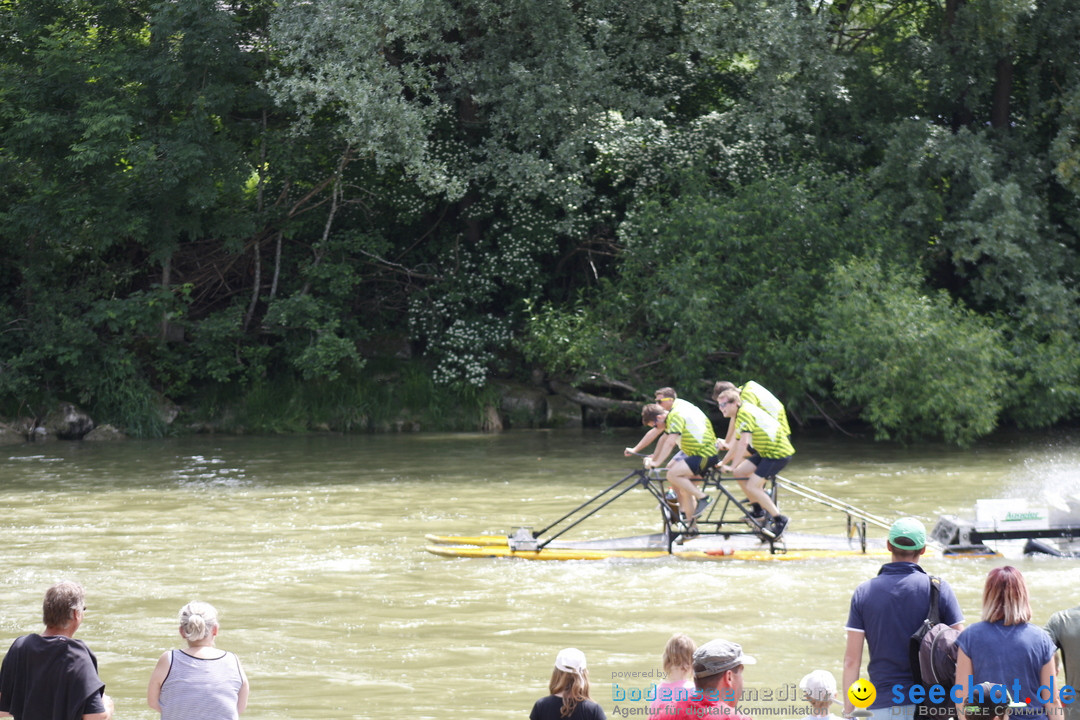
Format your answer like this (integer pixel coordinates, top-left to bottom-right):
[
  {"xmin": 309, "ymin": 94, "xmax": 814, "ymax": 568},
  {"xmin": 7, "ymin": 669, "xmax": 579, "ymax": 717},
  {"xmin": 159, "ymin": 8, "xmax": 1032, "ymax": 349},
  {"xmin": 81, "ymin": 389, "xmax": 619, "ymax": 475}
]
[
  {"xmin": 735, "ymin": 402, "xmax": 794, "ymax": 459},
  {"xmin": 739, "ymin": 381, "xmax": 791, "ymax": 437},
  {"xmin": 665, "ymin": 399, "xmax": 718, "ymax": 460}
]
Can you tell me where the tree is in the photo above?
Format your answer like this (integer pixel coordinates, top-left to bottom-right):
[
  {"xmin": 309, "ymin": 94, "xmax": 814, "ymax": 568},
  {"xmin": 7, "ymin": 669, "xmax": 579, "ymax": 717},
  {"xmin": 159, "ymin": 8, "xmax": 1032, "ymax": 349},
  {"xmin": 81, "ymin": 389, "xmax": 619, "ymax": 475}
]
[
  {"xmin": 0, "ymin": 0, "xmax": 273, "ymax": 430},
  {"xmin": 811, "ymin": 257, "xmax": 1006, "ymax": 445},
  {"xmin": 266, "ymin": 0, "xmax": 850, "ymax": 388}
]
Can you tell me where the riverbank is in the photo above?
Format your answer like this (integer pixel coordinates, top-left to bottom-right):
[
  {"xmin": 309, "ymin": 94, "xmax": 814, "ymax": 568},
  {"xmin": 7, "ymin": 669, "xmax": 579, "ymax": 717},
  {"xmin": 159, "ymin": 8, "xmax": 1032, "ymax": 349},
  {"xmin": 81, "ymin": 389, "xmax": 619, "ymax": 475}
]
[{"xmin": 0, "ymin": 372, "xmax": 648, "ymax": 443}]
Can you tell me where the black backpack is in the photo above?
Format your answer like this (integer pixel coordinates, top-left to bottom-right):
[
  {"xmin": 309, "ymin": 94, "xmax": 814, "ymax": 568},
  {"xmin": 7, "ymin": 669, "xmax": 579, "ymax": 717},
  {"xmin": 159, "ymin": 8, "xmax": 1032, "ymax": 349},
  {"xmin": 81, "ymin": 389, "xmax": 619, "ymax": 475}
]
[{"xmin": 909, "ymin": 576, "xmax": 960, "ymax": 718}]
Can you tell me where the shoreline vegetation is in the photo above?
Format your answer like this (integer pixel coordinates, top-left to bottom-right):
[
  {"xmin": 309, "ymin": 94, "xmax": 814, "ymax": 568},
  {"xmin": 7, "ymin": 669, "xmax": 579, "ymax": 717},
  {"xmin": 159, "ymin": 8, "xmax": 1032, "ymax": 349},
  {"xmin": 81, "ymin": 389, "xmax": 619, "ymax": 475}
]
[
  {"xmin": 0, "ymin": 363, "xmax": 654, "ymax": 444},
  {"xmin": 3, "ymin": 3, "xmax": 1079, "ymax": 446},
  {"xmin": 3, "ymin": 356, "xmax": 1075, "ymax": 446}
]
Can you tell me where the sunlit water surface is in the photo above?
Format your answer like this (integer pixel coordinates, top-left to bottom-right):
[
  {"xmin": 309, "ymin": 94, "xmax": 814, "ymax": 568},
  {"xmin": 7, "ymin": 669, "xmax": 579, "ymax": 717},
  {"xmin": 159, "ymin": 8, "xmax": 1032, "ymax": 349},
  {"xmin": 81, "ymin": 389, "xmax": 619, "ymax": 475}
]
[{"xmin": 2, "ymin": 429, "xmax": 1079, "ymax": 719}]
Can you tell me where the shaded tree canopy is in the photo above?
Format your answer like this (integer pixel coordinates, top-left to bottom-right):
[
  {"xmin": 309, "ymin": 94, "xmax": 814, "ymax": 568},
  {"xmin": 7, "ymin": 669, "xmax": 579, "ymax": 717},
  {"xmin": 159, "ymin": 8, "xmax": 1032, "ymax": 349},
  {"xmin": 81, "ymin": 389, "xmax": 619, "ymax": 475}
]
[{"xmin": 0, "ymin": 0, "xmax": 1077, "ymax": 443}]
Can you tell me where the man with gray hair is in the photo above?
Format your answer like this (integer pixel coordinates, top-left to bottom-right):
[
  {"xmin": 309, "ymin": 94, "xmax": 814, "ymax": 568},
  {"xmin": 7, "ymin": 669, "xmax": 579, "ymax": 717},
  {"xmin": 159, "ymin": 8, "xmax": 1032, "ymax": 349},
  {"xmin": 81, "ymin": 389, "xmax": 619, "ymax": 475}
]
[
  {"xmin": 0, "ymin": 581, "xmax": 113, "ymax": 720},
  {"xmin": 653, "ymin": 638, "xmax": 756, "ymax": 720}
]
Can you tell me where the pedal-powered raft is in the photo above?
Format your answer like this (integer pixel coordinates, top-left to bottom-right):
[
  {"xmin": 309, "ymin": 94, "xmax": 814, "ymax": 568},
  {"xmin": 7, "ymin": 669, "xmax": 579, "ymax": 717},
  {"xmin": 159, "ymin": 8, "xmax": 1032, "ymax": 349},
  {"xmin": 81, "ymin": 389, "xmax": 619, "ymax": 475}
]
[{"xmin": 425, "ymin": 465, "xmax": 896, "ymax": 562}]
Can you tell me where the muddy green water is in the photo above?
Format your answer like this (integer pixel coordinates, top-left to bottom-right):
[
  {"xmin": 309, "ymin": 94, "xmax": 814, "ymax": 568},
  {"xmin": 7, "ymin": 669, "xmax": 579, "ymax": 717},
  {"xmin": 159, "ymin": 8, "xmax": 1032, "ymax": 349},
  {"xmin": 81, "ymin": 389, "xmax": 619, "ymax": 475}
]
[{"xmin": 2, "ymin": 429, "xmax": 1079, "ymax": 719}]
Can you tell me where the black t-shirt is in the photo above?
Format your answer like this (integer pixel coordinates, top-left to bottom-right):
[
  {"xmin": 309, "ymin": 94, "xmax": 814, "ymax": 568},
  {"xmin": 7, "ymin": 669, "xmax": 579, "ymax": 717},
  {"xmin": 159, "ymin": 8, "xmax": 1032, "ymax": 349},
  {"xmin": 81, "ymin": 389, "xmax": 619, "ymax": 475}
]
[
  {"xmin": 530, "ymin": 694, "xmax": 607, "ymax": 720},
  {"xmin": 0, "ymin": 634, "xmax": 106, "ymax": 720}
]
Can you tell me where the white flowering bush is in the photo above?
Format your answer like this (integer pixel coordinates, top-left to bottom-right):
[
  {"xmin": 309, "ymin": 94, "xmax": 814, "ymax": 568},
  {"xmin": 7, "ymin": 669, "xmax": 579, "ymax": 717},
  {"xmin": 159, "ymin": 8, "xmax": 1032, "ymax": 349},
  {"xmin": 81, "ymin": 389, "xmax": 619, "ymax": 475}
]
[{"xmin": 409, "ymin": 295, "xmax": 511, "ymax": 388}]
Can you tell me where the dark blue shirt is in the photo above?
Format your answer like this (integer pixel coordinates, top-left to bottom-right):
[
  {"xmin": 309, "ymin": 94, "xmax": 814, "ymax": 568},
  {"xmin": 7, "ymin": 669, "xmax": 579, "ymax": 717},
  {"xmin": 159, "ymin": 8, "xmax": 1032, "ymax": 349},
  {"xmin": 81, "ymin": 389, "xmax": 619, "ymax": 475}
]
[{"xmin": 847, "ymin": 562, "xmax": 964, "ymax": 708}]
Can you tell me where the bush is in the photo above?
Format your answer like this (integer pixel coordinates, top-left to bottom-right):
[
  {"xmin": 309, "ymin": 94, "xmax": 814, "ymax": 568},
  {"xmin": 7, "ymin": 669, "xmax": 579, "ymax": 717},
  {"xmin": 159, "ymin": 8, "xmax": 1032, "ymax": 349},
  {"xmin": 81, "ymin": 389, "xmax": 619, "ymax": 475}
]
[{"xmin": 811, "ymin": 257, "xmax": 1007, "ymax": 445}]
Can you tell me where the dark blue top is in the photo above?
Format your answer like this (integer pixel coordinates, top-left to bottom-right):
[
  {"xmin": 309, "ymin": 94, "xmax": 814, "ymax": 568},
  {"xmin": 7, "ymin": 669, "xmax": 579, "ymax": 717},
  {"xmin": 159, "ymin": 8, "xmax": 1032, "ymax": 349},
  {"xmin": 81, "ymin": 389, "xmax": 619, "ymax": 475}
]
[
  {"xmin": 956, "ymin": 621, "xmax": 1056, "ymax": 717},
  {"xmin": 847, "ymin": 562, "xmax": 964, "ymax": 708}
]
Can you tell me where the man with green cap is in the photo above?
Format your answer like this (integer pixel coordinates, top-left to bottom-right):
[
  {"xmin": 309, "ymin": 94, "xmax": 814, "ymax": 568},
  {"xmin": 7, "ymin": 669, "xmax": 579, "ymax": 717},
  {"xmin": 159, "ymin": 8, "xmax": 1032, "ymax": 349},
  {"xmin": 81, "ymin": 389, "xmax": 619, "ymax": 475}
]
[{"xmin": 842, "ymin": 518, "xmax": 965, "ymax": 720}]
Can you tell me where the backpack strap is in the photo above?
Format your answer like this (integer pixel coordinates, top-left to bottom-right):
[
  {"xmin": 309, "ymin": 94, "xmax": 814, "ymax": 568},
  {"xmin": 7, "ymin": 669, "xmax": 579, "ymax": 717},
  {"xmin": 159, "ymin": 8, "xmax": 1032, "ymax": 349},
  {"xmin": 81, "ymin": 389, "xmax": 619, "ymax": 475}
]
[
  {"xmin": 928, "ymin": 576, "xmax": 942, "ymax": 625},
  {"xmin": 909, "ymin": 575, "xmax": 943, "ymax": 683}
]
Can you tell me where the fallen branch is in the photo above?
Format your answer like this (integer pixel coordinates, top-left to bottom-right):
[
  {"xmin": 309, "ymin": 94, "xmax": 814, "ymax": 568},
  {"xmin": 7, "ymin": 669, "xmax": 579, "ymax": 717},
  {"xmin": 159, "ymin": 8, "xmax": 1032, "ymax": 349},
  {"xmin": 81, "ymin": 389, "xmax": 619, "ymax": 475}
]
[
  {"xmin": 803, "ymin": 392, "xmax": 858, "ymax": 437},
  {"xmin": 549, "ymin": 380, "xmax": 642, "ymax": 413}
]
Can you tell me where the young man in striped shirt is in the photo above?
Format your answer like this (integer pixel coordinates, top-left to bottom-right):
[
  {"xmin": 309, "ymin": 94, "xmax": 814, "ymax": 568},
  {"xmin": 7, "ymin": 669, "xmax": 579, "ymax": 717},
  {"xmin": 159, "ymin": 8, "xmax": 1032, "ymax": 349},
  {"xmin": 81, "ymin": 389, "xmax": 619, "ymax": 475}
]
[
  {"xmin": 716, "ymin": 387, "xmax": 794, "ymax": 539},
  {"xmin": 641, "ymin": 398, "xmax": 716, "ymax": 531}
]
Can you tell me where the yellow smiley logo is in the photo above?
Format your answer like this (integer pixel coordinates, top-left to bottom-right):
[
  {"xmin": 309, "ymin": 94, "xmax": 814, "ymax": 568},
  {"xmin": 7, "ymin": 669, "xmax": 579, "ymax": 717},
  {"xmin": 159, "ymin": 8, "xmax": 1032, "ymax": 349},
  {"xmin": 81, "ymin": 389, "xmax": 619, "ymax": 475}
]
[{"xmin": 847, "ymin": 679, "xmax": 877, "ymax": 709}]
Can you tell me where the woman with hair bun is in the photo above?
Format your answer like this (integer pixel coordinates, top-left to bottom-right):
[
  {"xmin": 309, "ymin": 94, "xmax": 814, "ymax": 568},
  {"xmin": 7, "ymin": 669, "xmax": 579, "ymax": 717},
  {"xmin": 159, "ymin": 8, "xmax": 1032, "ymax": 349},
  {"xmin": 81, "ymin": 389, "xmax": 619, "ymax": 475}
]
[
  {"xmin": 147, "ymin": 601, "xmax": 250, "ymax": 720},
  {"xmin": 954, "ymin": 567, "xmax": 1059, "ymax": 719},
  {"xmin": 530, "ymin": 648, "xmax": 606, "ymax": 719}
]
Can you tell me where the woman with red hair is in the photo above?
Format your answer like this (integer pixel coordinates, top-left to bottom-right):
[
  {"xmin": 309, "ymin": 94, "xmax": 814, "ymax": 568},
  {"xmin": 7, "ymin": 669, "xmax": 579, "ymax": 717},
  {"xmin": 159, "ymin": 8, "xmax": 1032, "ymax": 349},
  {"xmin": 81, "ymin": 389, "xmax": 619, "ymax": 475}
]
[{"xmin": 954, "ymin": 567, "xmax": 1059, "ymax": 718}]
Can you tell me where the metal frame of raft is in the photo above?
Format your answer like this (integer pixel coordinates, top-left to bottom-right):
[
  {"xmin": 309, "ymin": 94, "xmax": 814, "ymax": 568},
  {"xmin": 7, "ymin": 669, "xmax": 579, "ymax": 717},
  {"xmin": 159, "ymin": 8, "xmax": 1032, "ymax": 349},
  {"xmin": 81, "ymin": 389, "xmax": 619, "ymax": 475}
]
[
  {"xmin": 489, "ymin": 465, "xmax": 893, "ymax": 557},
  {"xmin": 426, "ymin": 467, "xmax": 1080, "ymax": 560}
]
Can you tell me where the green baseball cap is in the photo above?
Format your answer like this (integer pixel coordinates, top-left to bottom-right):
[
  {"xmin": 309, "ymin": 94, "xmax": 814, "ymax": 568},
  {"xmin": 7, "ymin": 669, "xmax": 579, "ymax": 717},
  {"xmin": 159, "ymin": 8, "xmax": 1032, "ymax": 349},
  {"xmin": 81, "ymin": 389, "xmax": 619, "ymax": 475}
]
[{"xmin": 888, "ymin": 517, "xmax": 927, "ymax": 550}]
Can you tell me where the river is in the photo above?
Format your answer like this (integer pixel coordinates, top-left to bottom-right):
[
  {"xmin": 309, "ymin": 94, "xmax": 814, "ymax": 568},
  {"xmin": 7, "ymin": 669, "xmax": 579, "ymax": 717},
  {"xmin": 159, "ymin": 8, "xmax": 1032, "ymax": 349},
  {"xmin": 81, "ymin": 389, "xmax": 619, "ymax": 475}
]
[{"xmin": 1, "ymin": 429, "xmax": 1079, "ymax": 719}]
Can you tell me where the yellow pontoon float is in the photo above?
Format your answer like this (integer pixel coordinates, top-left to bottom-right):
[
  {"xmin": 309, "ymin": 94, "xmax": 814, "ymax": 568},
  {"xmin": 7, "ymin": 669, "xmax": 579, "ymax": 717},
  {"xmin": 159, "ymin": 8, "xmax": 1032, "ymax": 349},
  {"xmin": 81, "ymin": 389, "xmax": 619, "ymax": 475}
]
[{"xmin": 426, "ymin": 466, "xmax": 900, "ymax": 562}]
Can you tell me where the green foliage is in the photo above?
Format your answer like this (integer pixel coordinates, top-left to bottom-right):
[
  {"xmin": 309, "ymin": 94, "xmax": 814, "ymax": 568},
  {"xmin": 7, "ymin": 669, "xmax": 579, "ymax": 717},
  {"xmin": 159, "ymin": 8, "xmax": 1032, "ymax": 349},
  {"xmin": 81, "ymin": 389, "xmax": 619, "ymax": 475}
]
[
  {"xmin": 812, "ymin": 258, "xmax": 1006, "ymax": 445},
  {"xmin": 612, "ymin": 169, "xmax": 904, "ymax": 391},
  {"xmin": 0, "ymin": 285, "xmax": 180, "ymax": 437},
  {"xmin": 872, "ymin": 124, "xmax": 1058, "ymax": 307},
  {"xmin": 186, "ymin": 304, "xmax": 272, "ymax": 386},
  {"xmin": 997, "ymin": 286, "xmax": 1080, "ymax": 430},
  {"xmin": 408, "ymin": 288, "xmax": 512, "ymax": 389},
  {"xmin": 191, "ymin": 360, "xmax": 497, "ymax": 433},
  {"xmin": 519, "ymin": 296, "xmax": 628, "ymax": 380},
  {"xmin": 521, "ymin": 167, "xmax": 915, "ymax": 415},
  {"xmin": 1, "ymin": 0, "xmax": 1079, "ymax": 443},
  {"xmin": 262, "ymin": 294, "xmax": 363, "ymax": 381},
  {"xmin": 1050, "ymin": 82, "xmax": 1080, "ymax": 198}
]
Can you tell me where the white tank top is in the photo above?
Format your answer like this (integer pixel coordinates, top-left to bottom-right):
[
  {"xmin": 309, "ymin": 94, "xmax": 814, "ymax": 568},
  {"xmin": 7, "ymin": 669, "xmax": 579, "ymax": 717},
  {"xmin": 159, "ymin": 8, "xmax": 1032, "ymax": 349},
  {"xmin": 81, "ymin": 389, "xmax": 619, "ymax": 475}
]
[{"xmin": 159, "ymin": 649, "xmax": 243, "ymax": 720}]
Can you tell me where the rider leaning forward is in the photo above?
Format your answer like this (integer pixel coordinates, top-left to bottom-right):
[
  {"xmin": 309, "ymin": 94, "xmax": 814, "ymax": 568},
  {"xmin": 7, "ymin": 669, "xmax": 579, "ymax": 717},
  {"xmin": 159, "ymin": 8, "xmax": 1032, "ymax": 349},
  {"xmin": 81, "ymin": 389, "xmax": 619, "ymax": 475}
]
[
  {"xmin": 637, "ymin": 388, "xmax": 715, "ymax": 532},
  {"xmin": 716, "ymin": 387, "xmax": 794, "ymax": 539}
]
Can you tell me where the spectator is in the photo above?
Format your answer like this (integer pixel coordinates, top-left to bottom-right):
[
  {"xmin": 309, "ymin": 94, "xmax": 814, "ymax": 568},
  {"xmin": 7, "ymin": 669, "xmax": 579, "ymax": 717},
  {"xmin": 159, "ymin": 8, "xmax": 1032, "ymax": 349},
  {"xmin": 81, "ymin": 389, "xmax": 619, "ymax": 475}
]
[
  {"xmin": 0, "ymin": 581, "xmax": 114, "ymax": 720},
  {"xmin": 954, "ymin": 567, "xmax": 1059, "ymax": 720},
  {"xmin": 530, "ymin": 648, "xmax": 606, "ymax": 720},
  {"xmin": 796, "ymin": 669, "xmax": 843, "ymax": 720},
  {"xmin": 842, "ymin": 518, "xmax": 964, "ymax": 720},
  {"xmin": 651, "ymin": 633, "xmax": 696, "ymax": 709},
  {"xmin": 1044, "ymin": 602, "xmax": 1080, "ymax": 720},
  {"xmin": 653, "ymin": 638, "xmax": 756, "ymax": 720},
  {"xmin": 962, "ymin": 681, "xmax": 1025, "ymax": 720},
  {"xmin": 147, "ymin": 601, "xmax": 250, "ymax": 720}
]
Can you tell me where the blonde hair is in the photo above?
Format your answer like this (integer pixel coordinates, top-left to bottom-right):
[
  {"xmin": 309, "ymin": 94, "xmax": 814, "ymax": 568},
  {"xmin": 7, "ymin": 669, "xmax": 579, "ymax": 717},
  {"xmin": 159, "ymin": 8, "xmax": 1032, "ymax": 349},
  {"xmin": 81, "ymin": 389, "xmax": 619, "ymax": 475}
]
[
  {"xmin": 549, "ymin": 666, "xmax": 591, "ymax": 718},
  {"xmin": 178, "ymin": 601, "xmax": 219, "ymax": 641},
  {"xmin": 654, "ymin": 387, "xmax": 678, "ymax": 400},
  {"xmin": 662, "ymin": 633, "xmax": 696, "ymax": 676},
  {"xmin": 717, "ymin": 389, "xmax": 741, "ymax": 405},
  {"xmin": 981, "ymin": 566, "xmax": 1032, "ymax": 625}
]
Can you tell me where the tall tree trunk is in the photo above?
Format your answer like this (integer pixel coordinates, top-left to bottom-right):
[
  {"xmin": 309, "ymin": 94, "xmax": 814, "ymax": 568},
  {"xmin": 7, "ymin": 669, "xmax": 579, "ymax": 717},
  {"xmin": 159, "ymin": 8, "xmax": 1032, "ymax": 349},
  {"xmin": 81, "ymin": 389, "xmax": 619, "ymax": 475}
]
[
  {"xmin": 245, "ymin": 110, "xmax": 270, "ymax": 332},
  {"xmin": 299, "ymin": 145, "xmax": 351, "ymax": 297},
  {"xmin": 943, "ymin": 0, "xmax": 973, "ymax": 132},
  {"xmin": 160, "ymin": 255, "xmax": 172, "ymax": 341},
  {"xmin": 244, "ymin": 240, "xmax": 261, "ymax": 332}
]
